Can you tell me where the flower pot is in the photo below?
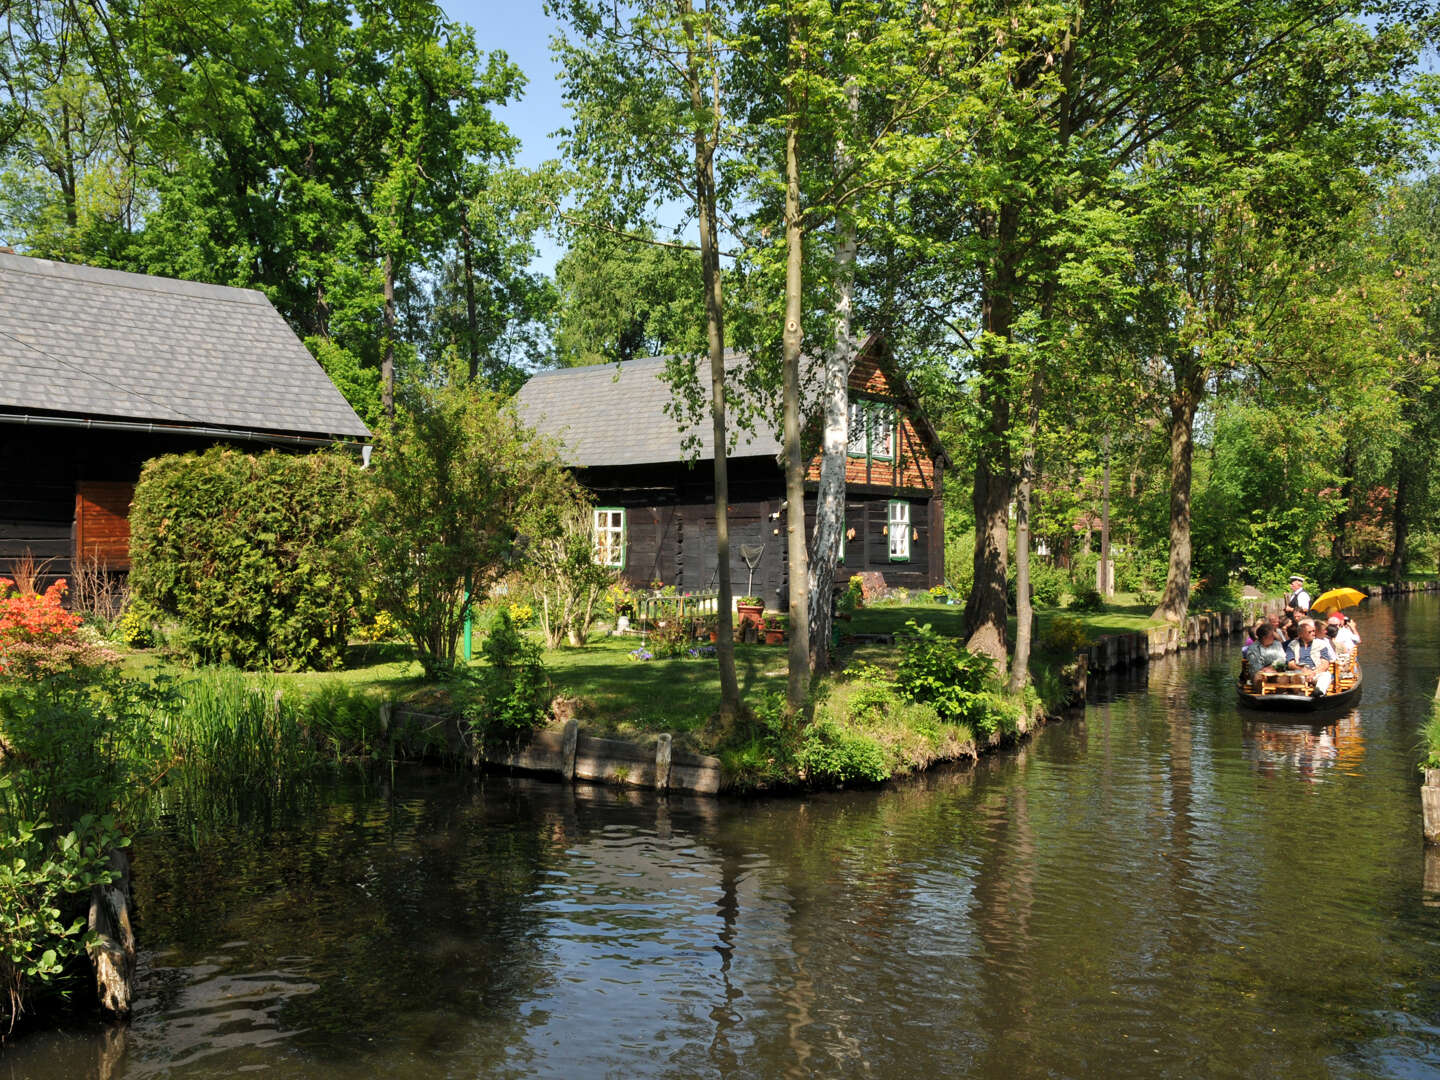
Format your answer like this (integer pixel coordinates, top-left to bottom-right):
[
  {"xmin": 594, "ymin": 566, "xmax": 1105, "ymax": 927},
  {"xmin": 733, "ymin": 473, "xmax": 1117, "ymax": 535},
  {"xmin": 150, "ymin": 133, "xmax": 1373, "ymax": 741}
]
[
  {"xmin": 764, "ymin": 629, "xmax": 785, "ymax": 645},
  {"xmin": 737, "ymin": 603, "xmax": 764, "ymax": 630}
]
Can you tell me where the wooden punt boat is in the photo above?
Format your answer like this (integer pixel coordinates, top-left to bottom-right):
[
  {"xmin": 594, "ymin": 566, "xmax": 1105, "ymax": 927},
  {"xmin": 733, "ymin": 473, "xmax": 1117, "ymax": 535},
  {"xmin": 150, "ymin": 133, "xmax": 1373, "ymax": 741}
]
[{"xmin": 1236, "ymin": 662, "xmax": 1363, "ymax": 713}]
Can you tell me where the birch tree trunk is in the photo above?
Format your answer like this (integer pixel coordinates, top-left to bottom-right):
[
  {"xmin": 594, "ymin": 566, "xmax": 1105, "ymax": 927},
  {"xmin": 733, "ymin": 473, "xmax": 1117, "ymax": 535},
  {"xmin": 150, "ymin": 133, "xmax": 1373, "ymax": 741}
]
[
  {"xmin": 806, "ymin": 61, "xmax": 858, "ymax": 673},
  {"xmin": 782, "ymin": 87, "xmax": 811, "ymax": 711}
]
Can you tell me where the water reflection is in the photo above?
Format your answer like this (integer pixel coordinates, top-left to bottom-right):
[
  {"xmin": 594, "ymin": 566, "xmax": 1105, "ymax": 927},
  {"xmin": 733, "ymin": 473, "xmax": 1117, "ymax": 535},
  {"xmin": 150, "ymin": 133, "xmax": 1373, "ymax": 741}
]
[
  {"xmin": 1242, "ymin": 714, "xmax": 1365, "ymax": 781},
  {"xmin": 6, "ymin": 597, "xmax": 1440, "ymax": 1079}
]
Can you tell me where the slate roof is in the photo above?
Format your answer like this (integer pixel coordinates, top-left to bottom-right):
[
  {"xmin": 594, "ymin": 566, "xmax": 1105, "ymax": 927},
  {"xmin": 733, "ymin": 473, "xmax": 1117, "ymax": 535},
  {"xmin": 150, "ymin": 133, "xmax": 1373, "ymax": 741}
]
[
  {"xmin": 516, "ymin": 354, "xmax": 789, "ymax": 468},
  {"xmin": 0, "ymin": 252, "xmax": 370, "ymax": 439}
]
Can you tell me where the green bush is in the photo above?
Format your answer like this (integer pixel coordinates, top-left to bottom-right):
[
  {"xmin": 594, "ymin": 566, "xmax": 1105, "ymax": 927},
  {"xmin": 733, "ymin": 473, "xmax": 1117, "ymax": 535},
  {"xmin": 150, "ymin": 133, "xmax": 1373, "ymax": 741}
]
[
  {"xmin": 1040, "ymin": 615, "xmax": 1089, "ymax": 653},
  {"xmin": 795, "ymin": 720, "xmax": 889, "ymax": 784},
  {"xmin": 0, "ymin": 797, "xmax": 126, "ymax": 1034},
  {"xmin": 895, "ymin": 620, "xmax": 995, "ymax": 723},
  {"xmin": 129, "ymin": 447, "xmax": 364, "ymax": 670},
  {"xmin": 365, "ymin": 385, "xmax": 575, "ymax": 678},
  {"xmin": 469, "ymin": 611, "xmax": 550, "ymax": 739},
  {"xmin": 0, "ymin": 668, "xmax": 150, "ymax": 1031},
  {"xmin": 1031, "ymin": 563, "xmax": 1066, "ymax": 606},
  {"xmin": 1068, "ymin": 584, "xmax": 1106, "ymax": 612}
]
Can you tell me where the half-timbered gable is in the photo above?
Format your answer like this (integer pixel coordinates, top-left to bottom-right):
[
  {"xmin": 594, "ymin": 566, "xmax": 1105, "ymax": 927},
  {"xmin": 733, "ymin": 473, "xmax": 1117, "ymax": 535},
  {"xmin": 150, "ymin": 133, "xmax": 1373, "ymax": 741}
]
[{"xmin": 516, "ymin": 334, "xmax": 947, "ymax": 607}]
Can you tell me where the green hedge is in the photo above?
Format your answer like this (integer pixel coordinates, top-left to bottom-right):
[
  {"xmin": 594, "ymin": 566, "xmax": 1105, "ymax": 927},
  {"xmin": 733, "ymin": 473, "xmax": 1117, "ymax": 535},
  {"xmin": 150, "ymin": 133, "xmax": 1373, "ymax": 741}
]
[{"xmin": 129, "ymin": 447, "xmax": 364, "ymax": 670}]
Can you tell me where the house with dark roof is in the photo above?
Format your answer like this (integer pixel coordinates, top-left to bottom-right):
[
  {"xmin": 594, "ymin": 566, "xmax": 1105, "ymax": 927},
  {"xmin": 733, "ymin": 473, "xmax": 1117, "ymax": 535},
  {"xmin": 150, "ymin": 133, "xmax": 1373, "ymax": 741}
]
[
  {"xmin": 0, "ymin": 251, "xmax": 370, "ymax": 580},
  {"xmin": 515, "ymin": 334, "xmax": 948, "ymax": 609}
]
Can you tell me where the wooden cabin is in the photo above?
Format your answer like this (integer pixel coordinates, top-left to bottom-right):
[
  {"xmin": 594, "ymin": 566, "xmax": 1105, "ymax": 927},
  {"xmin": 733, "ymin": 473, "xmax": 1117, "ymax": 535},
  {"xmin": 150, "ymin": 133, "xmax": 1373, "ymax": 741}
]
[
  {"xmin": 515, "ymin": 335, "xmax": 948, "ymax": 610},
  {"xmin": 0, "ymin": 252, "xmax": 370, "ymax": 582}
]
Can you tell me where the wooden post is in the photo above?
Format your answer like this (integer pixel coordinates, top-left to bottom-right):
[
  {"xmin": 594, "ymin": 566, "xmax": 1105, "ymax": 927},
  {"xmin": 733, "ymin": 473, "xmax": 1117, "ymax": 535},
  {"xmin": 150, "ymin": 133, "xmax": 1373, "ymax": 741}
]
[
  {"xmin": 560, "ymin": 719, "xmax": 579, "ymax": 781},
  {"xmin": 1423, "ymin": 769, "xmax": 1440, "ymax": 845},
  {"xmin": 655, "ymin": 733, "xmax": 673, "ymax": 792}
]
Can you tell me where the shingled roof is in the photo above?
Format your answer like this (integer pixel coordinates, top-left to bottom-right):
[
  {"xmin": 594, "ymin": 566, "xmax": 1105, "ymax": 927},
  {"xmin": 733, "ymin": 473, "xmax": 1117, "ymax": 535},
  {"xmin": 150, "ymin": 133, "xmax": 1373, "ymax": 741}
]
[
  {"xmin": 0, "ymin": 252, "xmax": 370, "ymax": 439},
  {"xmin": 516, "ymin": 354, "xmax": 788, "ymax": 468}
]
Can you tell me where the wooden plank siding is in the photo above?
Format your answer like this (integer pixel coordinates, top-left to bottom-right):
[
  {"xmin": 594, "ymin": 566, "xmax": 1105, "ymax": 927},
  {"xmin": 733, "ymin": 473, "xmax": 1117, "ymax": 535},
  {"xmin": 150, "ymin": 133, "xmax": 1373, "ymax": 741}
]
[{"xmin": 0, "ymin": 421, "xmax": 335, "ymax": 583}]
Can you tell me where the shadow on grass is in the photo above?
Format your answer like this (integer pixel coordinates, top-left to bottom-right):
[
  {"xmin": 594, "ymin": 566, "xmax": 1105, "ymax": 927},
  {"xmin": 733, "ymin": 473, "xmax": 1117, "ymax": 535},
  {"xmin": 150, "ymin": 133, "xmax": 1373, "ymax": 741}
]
[{"xmin": 344, "ymin": 641, "xmax": 416, "ymax": 668}]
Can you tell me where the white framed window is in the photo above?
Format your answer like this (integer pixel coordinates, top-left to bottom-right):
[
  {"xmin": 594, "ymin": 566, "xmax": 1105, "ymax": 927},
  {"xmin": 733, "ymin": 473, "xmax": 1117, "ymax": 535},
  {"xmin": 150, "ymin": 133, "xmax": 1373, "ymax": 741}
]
[
  {"xmin": 870, "ymin": 405, "xmax": 895, "ymax": 461},
  {"xmin": 848, "ymin": 399, "xmax": 898, "ymax": 463},
  {"xmin": 888, "ymin": 501, "xmax": 910, "ymax": 562},
  {"xmin": 593, "ymin": 508, "xmax": 626, "ymax": 568},
  {"xmin": 848, "ymin": 401, "xmax": 868, "ymax": 457}
]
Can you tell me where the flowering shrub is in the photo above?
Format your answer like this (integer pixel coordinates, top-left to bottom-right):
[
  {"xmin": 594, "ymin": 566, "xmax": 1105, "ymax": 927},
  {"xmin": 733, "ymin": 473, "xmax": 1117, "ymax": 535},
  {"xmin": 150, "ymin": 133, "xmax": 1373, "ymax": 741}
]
[
  {"xmin": 118, "ymin": 607, "xmax": 155, "ymax": 649},
  {"xmin": 605, "ymin": 582, "xmax": 636, "ymax": 618},
  {"xmin": 628, "ymin": 647, "xmax": 654, "ymax": 662},
  {"xmin": 0, "ymin": 578, "xmax": 116, "ymax": 678},
  {"xmin": 508, "ymin": 602, "xmax": 535, "ymax": 627},
  {"xmin": 353, "ymin": 609, "xmax": 403, "ymax": 643}
]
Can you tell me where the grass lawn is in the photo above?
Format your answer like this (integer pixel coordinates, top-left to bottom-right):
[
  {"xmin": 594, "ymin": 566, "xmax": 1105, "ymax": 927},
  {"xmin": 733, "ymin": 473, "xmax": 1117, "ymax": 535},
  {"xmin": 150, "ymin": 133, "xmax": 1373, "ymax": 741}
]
[{"xmin": 539, "ymin": 635, "xmax": 788, "ymax": 743}]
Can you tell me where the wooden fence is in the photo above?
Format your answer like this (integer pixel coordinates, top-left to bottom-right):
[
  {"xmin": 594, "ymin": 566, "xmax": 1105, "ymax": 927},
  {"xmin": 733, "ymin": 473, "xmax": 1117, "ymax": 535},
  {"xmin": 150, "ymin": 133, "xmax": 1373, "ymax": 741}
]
[{"xmin": 633, "ymin": 592, "xmax": 720, "ymax": 631}]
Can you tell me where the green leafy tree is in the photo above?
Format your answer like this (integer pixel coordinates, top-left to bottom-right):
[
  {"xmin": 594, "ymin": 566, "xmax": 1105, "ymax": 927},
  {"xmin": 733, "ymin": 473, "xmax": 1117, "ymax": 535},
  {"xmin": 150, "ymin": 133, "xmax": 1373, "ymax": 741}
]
[
  {"xmin": 365, "ymin": 385, "xmax": 572, "ymax": 678},
  {"xmin": 553, "ymin": 228, "xmax": 705, "ymax": 366},
  {"xmin": 551, "ymin": 0, "xmax": 745, "ymax": 721}
]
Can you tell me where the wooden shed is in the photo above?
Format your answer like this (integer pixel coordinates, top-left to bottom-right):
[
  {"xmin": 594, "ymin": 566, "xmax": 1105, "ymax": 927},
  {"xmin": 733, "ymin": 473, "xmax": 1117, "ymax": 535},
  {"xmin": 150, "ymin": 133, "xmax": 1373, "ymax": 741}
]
[
  {"xmin": 515, "ymin": 335, "xmax": 948, "ymax": 610},
  {"xmin": 0, "ymin": 252, "xmax": 370, "ymax": 582}
]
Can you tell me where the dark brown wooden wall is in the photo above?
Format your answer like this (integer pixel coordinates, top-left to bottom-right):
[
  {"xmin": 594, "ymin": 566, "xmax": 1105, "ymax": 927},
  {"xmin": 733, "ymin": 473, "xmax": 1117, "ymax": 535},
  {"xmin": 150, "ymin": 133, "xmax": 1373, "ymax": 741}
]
[
  {"xmin": 578, "ymin": 457, "xmax": 940, "ymax": 608},
  {"xmin": 0, "ymin": 420, "xmax": 308, "ymax": 582}
]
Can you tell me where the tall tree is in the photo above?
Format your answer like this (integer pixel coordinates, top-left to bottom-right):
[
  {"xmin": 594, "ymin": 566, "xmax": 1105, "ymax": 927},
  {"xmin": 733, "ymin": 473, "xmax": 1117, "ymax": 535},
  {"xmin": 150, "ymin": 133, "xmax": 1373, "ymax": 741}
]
[{"xmin": 551, "ymin": 0, "xmax": 744, "ymax": 724}]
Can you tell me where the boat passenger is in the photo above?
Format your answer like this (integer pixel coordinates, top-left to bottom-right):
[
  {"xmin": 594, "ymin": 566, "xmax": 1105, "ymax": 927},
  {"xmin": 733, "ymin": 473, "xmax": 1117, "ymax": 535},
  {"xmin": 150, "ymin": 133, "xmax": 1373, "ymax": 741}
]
[
  {"xmin": 1337, "ymin": 614, "xmax": 1361, "ymax": 649},
  {"xmin": 1329, "ymin": 615, "xmax": 1359, "ymax": 680},
  {"xmin": 1285, "ymin": 619, "xmax": 1335, "ymax": 695},
  {"xmin": 1285, "ymin": 575, "xmax": 1313, "ymax": 615},
  {"xmin": 1246, "ymin": 624, "xmax": 1288, "ymax": 691}
]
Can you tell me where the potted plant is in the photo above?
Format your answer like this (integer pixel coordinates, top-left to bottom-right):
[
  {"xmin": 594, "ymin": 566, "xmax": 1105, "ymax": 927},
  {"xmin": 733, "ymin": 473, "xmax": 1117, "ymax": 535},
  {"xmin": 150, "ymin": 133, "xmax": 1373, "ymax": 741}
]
[
  {"xmin": 698, "ymin": 614, "xmax": 719, "ymax": 642},
  {"xmin": 737, "ymin": 595, "xmax": 764, "ymax": 633},
  {"xmin": 763, "ymin": 613, "xmax": 787, "ymax": 646}
]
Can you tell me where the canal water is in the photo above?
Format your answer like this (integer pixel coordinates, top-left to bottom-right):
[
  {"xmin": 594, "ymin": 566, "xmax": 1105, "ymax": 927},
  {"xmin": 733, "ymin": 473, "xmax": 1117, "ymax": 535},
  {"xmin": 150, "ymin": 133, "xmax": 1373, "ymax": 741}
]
[{"xmin": 8, "ymin": 596, "xmax": 1440, "ymax": 1079}]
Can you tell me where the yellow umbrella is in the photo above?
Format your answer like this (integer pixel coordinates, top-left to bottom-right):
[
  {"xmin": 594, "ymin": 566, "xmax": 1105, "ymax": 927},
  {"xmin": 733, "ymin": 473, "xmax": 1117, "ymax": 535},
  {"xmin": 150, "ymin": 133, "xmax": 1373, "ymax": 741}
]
[{"xmin": 1311, "ymin": 587, "xmax": 1368, "ymax": 614}]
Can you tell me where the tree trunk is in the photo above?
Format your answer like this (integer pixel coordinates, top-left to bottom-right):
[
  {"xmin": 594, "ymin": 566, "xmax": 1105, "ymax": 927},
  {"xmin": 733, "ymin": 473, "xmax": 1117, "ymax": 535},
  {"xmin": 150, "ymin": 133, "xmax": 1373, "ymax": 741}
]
[
  {"xmin": 1008, "ymin": 445, "xmax": 1035, "ymax": 695},
  {"xmin": 782, "ymin": 87, "xmax": 811, "ymax": 712},
  {"xmin": 681, "ymin": 3, "xmax": 739, "ymax": 723},
  {"xmin": 382, "ymin": 252, "xmax": 396, "ymax": 419},
  {"xmin": 807, "ymin": 87, "xmax": 857, "ymax": 674},
  {"xmin": 1099, "ymin": 435, "xmax": 1112, "ymax": 596},
  {"xmin": 1332, "ymin": 439, "xmax": 1355, "ymax": 564},
  {"xmin": 461, "ymin": 213, "xmax": 480, "ymax": 384},
  {"xmin": 1390, "ymin": 468, "xmax": 1410, "ymax": 587},
  {"xmin": 963, "ymin": 204, "xmax": 1020, "ymax": 676},
  {"xmin": 1152, "ymin": 366, "xmax": 1201, "ymax": 622}
]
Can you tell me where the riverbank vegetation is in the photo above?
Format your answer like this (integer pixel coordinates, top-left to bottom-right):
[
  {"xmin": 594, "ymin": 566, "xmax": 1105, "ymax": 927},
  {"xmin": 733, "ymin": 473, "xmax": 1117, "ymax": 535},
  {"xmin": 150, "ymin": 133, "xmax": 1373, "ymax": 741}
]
[{"xmin": 5, "ymin": 0, "xmax": 1440, "ymax": 1039}]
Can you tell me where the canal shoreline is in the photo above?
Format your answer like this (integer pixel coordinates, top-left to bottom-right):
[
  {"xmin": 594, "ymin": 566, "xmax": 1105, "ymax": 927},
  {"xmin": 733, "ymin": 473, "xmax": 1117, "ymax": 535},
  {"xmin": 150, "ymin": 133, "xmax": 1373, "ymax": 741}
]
[{"xmin": 423, "ymin": 580, "xmax": 1440, "ymax": 799}]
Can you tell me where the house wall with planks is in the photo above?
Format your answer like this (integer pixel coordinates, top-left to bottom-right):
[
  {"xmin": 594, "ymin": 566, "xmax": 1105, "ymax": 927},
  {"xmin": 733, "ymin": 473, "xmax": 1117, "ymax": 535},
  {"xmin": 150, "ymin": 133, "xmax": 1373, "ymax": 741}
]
[
  {"xmin": 0, "ymin": 422, "xmax": 323, "ymax": 584},
  {"xmin": 578, "ymin": 451, "xmax": 942, "ymax": 610}
]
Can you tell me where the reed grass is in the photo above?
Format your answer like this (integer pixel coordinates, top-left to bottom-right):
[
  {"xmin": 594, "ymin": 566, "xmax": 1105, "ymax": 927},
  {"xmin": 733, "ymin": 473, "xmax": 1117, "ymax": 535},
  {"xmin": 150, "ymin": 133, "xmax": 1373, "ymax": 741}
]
[{"xmin": 1420, "ymin": 703, "xmax": 1440, "ymax": 771}]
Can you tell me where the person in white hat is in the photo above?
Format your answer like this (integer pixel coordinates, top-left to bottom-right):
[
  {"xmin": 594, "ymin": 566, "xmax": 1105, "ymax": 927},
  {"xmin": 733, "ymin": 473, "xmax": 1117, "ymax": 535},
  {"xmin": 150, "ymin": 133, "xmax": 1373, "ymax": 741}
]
[{"xmin": 1285, "ymin": 574, "xmax": 1312, "ymax": 614}]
